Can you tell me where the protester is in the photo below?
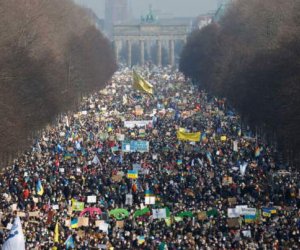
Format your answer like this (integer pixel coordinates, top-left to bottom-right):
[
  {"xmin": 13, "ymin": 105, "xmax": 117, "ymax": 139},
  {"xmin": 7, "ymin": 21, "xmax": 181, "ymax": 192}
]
[{"xmin": 0, "ymin": 66, "xmax": 299, "ymax": 250}]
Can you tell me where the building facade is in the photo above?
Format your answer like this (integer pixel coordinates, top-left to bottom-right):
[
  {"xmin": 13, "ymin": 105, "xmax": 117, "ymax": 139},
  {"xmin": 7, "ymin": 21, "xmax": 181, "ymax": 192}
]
[{"xmin": 105, "ymin": 0, "xmax": 129, "ymax": 38}]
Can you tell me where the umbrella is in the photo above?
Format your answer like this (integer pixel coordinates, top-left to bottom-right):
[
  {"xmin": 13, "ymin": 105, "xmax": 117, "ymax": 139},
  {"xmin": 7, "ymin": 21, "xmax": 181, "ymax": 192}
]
[
  {"xmin": 133, "ymin": 207, "xmax": 150, "ymax": 218},
  {"xmin": 79, "ymin": 207, "xmax": 102, "ymax": 217},
  {"xmin": 109, "ymin": 208, "xmax": 129, "ymax": 220}
]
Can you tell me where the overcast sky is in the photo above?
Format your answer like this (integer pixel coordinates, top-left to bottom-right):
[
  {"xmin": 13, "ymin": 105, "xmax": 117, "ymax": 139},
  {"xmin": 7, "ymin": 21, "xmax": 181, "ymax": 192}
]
[{"xmin": 75, "ymin": 0, "xmax": 219, "ymax": 18}]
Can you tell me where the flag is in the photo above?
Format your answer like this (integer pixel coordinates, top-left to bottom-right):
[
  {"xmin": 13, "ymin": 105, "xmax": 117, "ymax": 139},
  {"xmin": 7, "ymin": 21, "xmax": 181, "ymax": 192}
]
[
  {"xmin": 145, "ymin": 190, "xmax": 154, "ymax": 197},
  {"xmin": 206, "ymin": 152, "xmax": 213, "ymax": 165},
  {"xmin": 177, "ymin": 130, "xmax": 201, "ymax": 142},
  {"xmin": 127, "ymin": 170, "xmax": 138, "ymax": 179},
  {"xmin": 107, "ymin": 123, "xmax": 113, "ymax": 132},
  {"xmin": 238, "ymin": 128, "xmax": 242, "ymax": 137},
  {"xmin": 239, "ymin": 162, "xmax": 248, "ymax": 176},
  {"xmin": 255, "ymin": 147, "xmax": 261, "ymax": 157},
  {"xmin": 36, "ymin": 179, "xmax": 44, "ymax": 196},
  {"xmin": 92, "ymin": 155, "xmax": 100, "ymax": 165},
  {"xmin": 2, "ymin": 217, "xmax": 25, "ymax": 250},
  {"xmin": 138, "ymin": 236, "xmax": 145, "ymax": 245},
  {"xmin": 200, "ymin": 133, "xmax": 208, "ymax": 143},
  {"xmin": 132, "ymin": 70, "xmax": 153, "ymax": 95},
  {"xmin": 71, "ymin": 199, "xmax": 84, "ymax": 211},
  {"xmin": 262, "ymin": 208, "xmax": 271, "ymax": 217},
  {"xmin": 70, "ymin": 218, "xmax": 78, "ymax": 229},
  {"xmin": 176, "ymin": 159, "xmax": 183, "ymax": 165},
  {"xmin": 54, "ymin": 222, "xmax": 59, "ymax": 243},
  {"xmin": 220, "ymin": 135, "xmax": 227, "ymax": 141},
  {"xmin": 244, "ymin": 214, "xmax": 256, "ymax": 223},
  {"xmin": 65, "ymin": 235, "xmax": 75, "ymax": 249}
]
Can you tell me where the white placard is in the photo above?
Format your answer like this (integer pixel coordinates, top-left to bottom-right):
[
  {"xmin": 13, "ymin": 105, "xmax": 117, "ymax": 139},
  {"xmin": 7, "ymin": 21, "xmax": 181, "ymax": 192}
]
[
  {"xmin": 87, "ymin": 195, "xmax": 97, "ymax": 203},
  {"xmin": 99, "ymin": 222, "xmax": 109, "ymax": 233},
  {"xmin": 235, "ymin": 205, "xmax": 248, "ymax": 214},
  {"xmin": 240, "ymin": 207, "xmax": 256, "ymax": 216},
  {"xmin": 145, "ymin": 196, "xmax": 155, "ymax": 205},
  {"xmin": 52, "ymin": 204, "xmax": 59, "ymax": 210},
  {"xmin": 125, "ymin": 194, "xmax": 133, "ymax": 205},
  {"xmin": 59, "ymin": 168, "xmax": 65, "ymax": 173},
  {"xmin": 152, "ymin": 208, "xmax": 167, "ymax": 219},
  {"xmin": 227, "ymin": 208, "xmax": 240, "ymax": 218},
  {"xmin": 124, "ymin": 120, "xmax": 153, "ymax": 129}
]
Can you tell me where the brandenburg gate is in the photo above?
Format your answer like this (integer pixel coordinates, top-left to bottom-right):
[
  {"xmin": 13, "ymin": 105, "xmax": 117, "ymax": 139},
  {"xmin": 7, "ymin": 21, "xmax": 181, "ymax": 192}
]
[{"xmin": 113, "ymin": 21, "xmax": 189, "ymax": 67}]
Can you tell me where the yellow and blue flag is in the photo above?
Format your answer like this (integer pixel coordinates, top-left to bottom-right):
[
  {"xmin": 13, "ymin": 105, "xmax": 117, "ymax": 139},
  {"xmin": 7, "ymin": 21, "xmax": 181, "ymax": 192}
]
[
  {"xmin": 127, "ymin": 170, "xmax": 138, "ymax": 179},
  {"xmin": 145, "ymin": 190, "xmax": 154, "ymax": 197},
  {"xmin": 262, "ymin": 208, "xmax": 271, "ymax": 217},
  {"xmin": 65, "ymin": 235, "xmax": 75, "ymax": 249},
  {"xmin": 70, "ymin": 218, "xmax": 78, "ymax": 229},
  {"xmin": 244, "ymin": 214, "xmax": 256, "ymax": 223},
  {"xmin": 133, "ymin": 70, "xmax": 153, "ymax": 95},
  {"xmin": 36, "ymin": 179, "xmax": 44, "ymax": 196}
]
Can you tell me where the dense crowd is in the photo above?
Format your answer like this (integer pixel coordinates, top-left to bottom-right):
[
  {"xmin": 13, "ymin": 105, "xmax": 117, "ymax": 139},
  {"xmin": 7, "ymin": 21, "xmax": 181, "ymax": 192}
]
[{"xmin": 0, "ymin": 67, "xmax": 299, "ymax": 250}]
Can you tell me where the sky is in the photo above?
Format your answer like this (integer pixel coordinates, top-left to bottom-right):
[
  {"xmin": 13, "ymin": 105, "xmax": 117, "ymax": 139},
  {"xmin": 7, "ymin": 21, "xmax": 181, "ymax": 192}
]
[{"xmin": 75, "ymin": 0, "xmax": 219, "ymax": 19}]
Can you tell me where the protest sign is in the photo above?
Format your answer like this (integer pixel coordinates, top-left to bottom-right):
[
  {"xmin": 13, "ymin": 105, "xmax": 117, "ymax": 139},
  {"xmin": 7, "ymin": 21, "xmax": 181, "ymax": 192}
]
[
  {"xmin": 87, "ymin": 196, "xmax": 97, "ymax": 203},
  {"xmin": 152, "ymin": 209, "xmax": 167, "ymax": 219},
  {"xmin": 197, "ymin": 212, "xmax": 207, "ymax": 220},
  {"xmin": 52, "ymin": 204, "xmax": 59, "ymax": 210},
  {"xmin": 99, "ymin": 221, "xmax": 109, "ymax": 233},
  {"xmin": 116, "ymin": 221, "xmax": 124, "ymax": 229},
  {"xmin": 228, "ymin": 208, "xmax": 240, "ymax": 218},
  {"xmin": 124, "ymin": 120, "xmax": 152, "ymax": 128},
  {"xmin": 228, "ymin": 197, "xmax": 237, "ymax": 206},
  {"xmin": 125, "ymin": 194, "xmax": 133, "ymax": 205},
  {"xmin": 227, "ymin": 218, "xmax": 240, "ymax": 228},
  {"xmin": 78, "ymin": 217, "xmax": 89, "ymax": 227},
  {"xmin": 240, "ymin": 207, "xmax": 256, "ymax": 216},
  {"xmin": 145, "ymin": 196, "xmax": 155, "ymax": 205}
]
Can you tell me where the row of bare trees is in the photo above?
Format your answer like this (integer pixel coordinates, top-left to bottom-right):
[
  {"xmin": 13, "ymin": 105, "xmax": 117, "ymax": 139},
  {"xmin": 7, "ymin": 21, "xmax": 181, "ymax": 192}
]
[
  {"xmin": 0, "ymin": 0, "xmax": 117, "ymax": 166},
  {"xmin": 180, "ymin": 0, "xmax": 300, "ymax": 167}
]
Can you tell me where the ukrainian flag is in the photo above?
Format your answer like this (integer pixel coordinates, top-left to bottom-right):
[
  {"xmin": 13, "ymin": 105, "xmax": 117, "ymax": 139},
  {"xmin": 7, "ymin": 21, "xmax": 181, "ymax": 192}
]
[
  {"xmin": 145, "ymin": 190, "xmax": 154, "ymax": 197},
  {"xmin": 133, "ymin": 70, "xmax": 153, "ymax": 95},
  {"xmin": 36, "ymin": 179, "xmax": 44, "ymax": 196},
  {"xmin": 262, "ymin": 208, "xmax": 271, "ymax": 217},
  {"xmin": 177, "ymin": 130, "xmax": 201, "ymax": 142},
  {"xmin": 71, "ymin": 218, "xmax": 78, "ymax": 229},
  {"xmin": 65, "ymin": 235, "xmax": 75, "ymax": 249},
  {"xmin": 244, "ymin": 214, "xmax": 256, "ymax": 223},
  {"xmin": 127, "ymin": 170, "xmax": 138, "ymax": 179},
  {"xmin": 107, "ymin": 123, "xmax": 113, "ymax": 132}
]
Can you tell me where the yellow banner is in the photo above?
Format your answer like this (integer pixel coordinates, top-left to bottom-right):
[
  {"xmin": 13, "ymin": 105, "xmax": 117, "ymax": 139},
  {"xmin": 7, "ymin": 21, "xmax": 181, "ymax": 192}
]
[
  {"xmin": 133, "ymin": 70, "xmax": 153, "ymax": 95},
  {"xmin": 177, "ymin": 131, "xmax": 201, "ymax": 142}
]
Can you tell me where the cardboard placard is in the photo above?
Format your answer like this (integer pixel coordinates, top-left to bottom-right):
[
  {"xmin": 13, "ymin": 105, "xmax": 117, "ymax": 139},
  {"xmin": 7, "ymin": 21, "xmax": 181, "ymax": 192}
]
[
  {"xmin": 227, "ymin": 218, "xmax": 240, "ymax": 228},
  {"xmin": 17, "ymin": 212, "xmax": 26, "ymax": 218},
  {"xmin": 116, "ymin": 220, "xmax": 124, "ymax": 229},
  {"xmin": 29, "ymin": 211, "xmax": 40, "ymax": 217},
  {"xmin": 228, "ymin": 197, "xmax": 237, "ymax": 206},
  {"xmin": 112, "ymin": 175, "xmax": 123, "ymax": 182},
  {"xmin": 78, "ymin": 217, "xmax": 89, "ymax": 227}
]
